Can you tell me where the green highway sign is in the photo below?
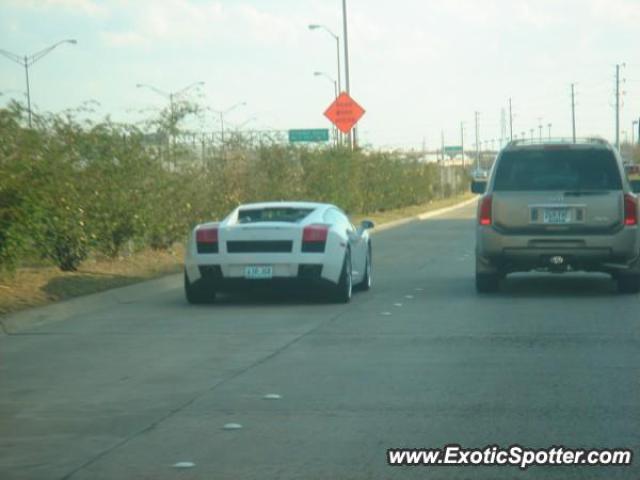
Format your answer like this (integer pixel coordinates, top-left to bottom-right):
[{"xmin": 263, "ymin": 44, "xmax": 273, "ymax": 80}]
[
  {"xmin": 288, "ymin": 129, "xmax": 330, "ymax": 143},
  {"xmin": 444, "ymin": 145, "xmax": 463, "ymax": 155}
]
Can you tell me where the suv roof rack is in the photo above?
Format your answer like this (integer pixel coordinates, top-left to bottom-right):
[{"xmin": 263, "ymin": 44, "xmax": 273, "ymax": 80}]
[{"xmin": 505, "ymin": 137, "xmax": 611, "ymax": 149}]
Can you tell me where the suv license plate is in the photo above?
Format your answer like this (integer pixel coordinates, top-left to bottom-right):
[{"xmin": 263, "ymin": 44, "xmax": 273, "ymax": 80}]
[
  {"xmin": 543, "ymin": 208, "xmax": 570, "ymax": 224},
  {"xmin": 244, "ymin": 265, "xmax": 273, "ymax": 279}
]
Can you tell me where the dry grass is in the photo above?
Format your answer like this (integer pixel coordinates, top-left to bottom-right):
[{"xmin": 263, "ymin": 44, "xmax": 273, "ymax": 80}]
[
  {"xmin": 0, "ymin": 193, "xmax": 473, "ymax": 317},
  {"xmin": 0, "ymin": 247, "xmax": 184, "ymax": 316},
  {"xmin": 351, "ymin": 192, "xmax": 475, "ymax": 226}
]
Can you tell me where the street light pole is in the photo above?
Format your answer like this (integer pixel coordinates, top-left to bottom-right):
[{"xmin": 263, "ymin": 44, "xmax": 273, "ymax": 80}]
[
  {"xmin": 211, "ymin": 102, "xmax": 247, "ymax": 160},
  {"xmin": 547, "ymin": 123, "xmax": 552, "ymax": 140},
  {"xmin": 342, "ymin": 0, "xmax": 353, "ymax": 149},
  {"xmin": 308, "ymin": 25, "xmax": 341, "ymax": 95},
  {"xmin": 314, "ymin": 72, "xmax": 339, "ymax": 146},
  {"xmin": 0, "ymin": 39, "xmax": 77, "ymax": 127},
  {"xmin": 136, "ymin": 81, "xmax": 204, "ymax": 166}
]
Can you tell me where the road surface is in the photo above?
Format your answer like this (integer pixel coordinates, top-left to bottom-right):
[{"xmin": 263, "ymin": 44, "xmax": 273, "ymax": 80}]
[{"xmin": 1, "ymin": 201, "xmax": 639, "ymax": 479}]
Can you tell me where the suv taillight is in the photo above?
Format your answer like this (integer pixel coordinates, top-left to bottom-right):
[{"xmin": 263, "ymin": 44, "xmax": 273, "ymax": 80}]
[
  {"xmin": 196, "ymin": 226, "xmax": 219, "ymax": 253},
  {"xmin": 624, "ymin": 194, "xmax": 638, "ymax": 226},
  {"xmin": 302, "ymin": 224, "xmax": 328, "ymax": 252},
  {"xmin": 478, "ymin": 195, "xmax": 493, "ymax": 226}
]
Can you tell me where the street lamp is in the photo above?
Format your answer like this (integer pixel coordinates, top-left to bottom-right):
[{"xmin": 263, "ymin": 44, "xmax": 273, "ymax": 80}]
[
  {"xmin": 211, "ymin": 102, "xmax": 246, "ymax": 145},
  {"xmin": 313, "ymin": 71, "xmax": 338, "ymax": 99},
  {"xmin": 210, "ymin": 102, "xmax": 246, "ymax": 159},
  {"xmin": 547, "ymin": 123, "xmax": 552, "ymax": 140},
  {"xmin": 0, "ymin": 39, "xmax": 77, "ymax": 127},
  {"xmin": 314, "ymin": 72, "xmax": 339, "ymax": 146},
  {"xmin": 136, "ymin": 81, "xmax": 204, "ymax": 164},
  {"xmin": 308, "ymin": 24, "xmax": 341, "ymax": 95},
  {"xmin": 136, "ymin": 81, "xmax": 204, "ymax": 119}
]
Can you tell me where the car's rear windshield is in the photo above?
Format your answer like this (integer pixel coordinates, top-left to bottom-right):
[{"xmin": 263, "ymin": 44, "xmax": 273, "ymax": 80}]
[
  {"xmin": 493, "ymin": 148, "xmax": 622, "ymax": 191},
  {"xmin": 237, "ymin": 207, "xmax": 314, "ymax": 223}
]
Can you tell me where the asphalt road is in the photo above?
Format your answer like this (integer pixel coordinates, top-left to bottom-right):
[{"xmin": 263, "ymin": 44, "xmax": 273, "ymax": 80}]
[{"xmin": 1, "ymin": 201, "xmax": 639, "ymax": 480}]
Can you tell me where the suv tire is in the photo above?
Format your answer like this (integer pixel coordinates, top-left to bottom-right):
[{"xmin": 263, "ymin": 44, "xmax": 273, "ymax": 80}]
[
  {"xmin": 476, "ymin": 271, "xmax": 500, "ymax": 293},
  {"xmin": 616, "ymin": 273, "xmax": 640, "ymax": 294}
]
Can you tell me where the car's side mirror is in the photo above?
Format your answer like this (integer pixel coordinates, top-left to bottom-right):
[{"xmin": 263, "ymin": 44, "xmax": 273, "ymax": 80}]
[
  {"xmin": 360, "ymin": 219, "xmax": 375, "ymax": 231},
  {"xmin": 471, "ymin": 180, "xmax": 487, "ymax": 194},
  {"xmin": 630, "ymin": 179, "xmax": 640, "ymax": 194}
]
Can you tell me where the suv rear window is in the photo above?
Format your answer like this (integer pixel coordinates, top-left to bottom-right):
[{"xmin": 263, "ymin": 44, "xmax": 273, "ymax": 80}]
[
  {"xmin": 237, "ymin": 207, "xmax": 314, "ymax": 223},
  {"xmin": 493, "ymin": 148, "xmax": 622, "ymax": 191}
]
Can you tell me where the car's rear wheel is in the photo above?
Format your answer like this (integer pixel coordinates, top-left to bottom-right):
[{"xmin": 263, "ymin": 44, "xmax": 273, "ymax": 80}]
[
  {"xmin": 332, "ymin": 250, "xmax": 353, "ymax": 303},
  {"xmin": 475, "ymin": 271, "xmax": 500, "ymax": 293},
  {"xmin": 616, "ymin": 273, "xmax": 640, "ymax": 294},
  {"xmin": 475, "ymin": 256, "xmax": 500, "ymax": 293},
  {"xmin": 184, "ymin": 271, "xmax": 216, "ymax": 304},
  {"xmin": 355, "ymin": 243, "xmax": 372, "ymax": 291}
]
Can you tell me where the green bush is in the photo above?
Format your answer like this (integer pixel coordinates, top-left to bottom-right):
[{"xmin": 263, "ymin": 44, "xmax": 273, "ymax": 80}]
[{"xmin": 0, "ymin": 102, "xmax": 467, "ymax": 273}]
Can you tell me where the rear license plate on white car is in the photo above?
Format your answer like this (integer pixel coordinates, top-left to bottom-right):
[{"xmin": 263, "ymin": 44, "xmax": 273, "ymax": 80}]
[
  {"xmin": 244, "ymin": 265, "xmax": 273, "ymax": 279},
  {"xmin": 543, "ymin": 208, "xmax": 570, "ymax": 224}
]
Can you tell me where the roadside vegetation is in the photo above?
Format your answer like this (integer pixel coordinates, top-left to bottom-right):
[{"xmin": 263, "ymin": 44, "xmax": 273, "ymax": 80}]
[{"xmin": 0, "ymin": 100, "xmax": 469, "ymax": 314}]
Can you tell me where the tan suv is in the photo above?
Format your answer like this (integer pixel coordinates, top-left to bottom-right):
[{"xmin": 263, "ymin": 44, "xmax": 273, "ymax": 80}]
[{"xmin": 472, "ymin": 138, "xmax": 640, "ymax": 293}]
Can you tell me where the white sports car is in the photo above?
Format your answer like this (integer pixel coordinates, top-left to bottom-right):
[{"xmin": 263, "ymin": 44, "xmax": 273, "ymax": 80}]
[{"xmin": 184, "ymin": 201, "xmax": 374, "ymax": 303}]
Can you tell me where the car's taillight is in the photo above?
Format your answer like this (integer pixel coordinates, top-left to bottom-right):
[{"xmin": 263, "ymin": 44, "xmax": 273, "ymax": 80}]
[
  {"xmin": 196, "ymin": 226, "xmax": 219, "ymax": 253},
  {"xmin": 478, "ymin": 195, "xmax": 493, "ymax": 226},
  {"xmin": 302, "ymin": 224, "xmax": 328, "ymax": 252},
  {"xmin": 624, "ymin": 194, "xmax": 637, "ymax": 226}
]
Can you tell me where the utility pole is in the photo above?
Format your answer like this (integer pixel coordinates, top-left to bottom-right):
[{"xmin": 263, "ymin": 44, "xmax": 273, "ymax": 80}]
[
  {"xmin": 571, "ymin": 83, "xmax": 576, "ymax": 143},
  {"xmin": 548, "ymin": 123, "xmax": 552, "ymax": 140},
  {"xmin": 342, "ymin": 0, "xmax": 353, "ymax": 149},
  {"xmin": 615, "ymin": 64, "xmax": 620, "ymax": 150},
  {"xmin": 474, "ymin": 111, "xmax": 480, "ymax": 171},
  {"xmin": 440, "ymin": 130, "xmax": 445, "ymax": 163},
  {"xmin": 508, "ymin": 97, "xmax": 513, "ymax": 141},
  {"xmin": 530, "ymin": 128, "xmax": 534, "ymax": 141},
  {"xmin": 460, "ymin": 121, "xmax": 465, "ymax": 168}
]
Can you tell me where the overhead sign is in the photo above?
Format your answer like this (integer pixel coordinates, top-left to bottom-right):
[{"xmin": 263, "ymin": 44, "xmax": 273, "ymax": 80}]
[
  {"xmin": 324, "ymin": 92, "xmax": 365, "ymax": 134},
  {"xmin": 444, "ymin": 145, "xmax": 463, "ymax": 155},
  {"xmin": 288, "ymin": 129, "xmax": 330, "ymax": 143}
]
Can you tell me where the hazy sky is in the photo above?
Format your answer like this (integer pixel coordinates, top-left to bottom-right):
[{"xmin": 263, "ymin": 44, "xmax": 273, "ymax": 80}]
[{"xmin": 1, "ymin": 0, "xmax": 640, "ymax": 150}]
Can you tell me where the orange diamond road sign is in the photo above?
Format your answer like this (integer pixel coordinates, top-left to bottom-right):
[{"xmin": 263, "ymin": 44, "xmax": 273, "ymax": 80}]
[{"xmin": 324, "ymin": 92, "xmax": 365, "ymax": 134}]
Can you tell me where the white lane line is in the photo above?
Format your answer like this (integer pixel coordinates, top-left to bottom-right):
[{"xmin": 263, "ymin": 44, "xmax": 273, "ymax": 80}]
[
  {"xmin": 393, "ymin": 303, "xmax": 403, "ymax": 307},
  {"xmin": 173, "ymin": 462, "xmax": 195, "ymax": 469},
  {"xmin": 263, "ymin": 393, "xmax": 282, "ymax": 400},
  {"xmin": 404, "ymin": 295, "xmax": 414, "ymax": 299},
  {"xmin": 380, "ymin": 311, "xmax": 392, "ymax": 316},
  {"xmin": 223, "ymin": 423, "xmax": 243, "ymax": 430}
]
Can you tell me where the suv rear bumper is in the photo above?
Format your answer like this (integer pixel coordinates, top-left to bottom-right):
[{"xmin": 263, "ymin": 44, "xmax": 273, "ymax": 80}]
[{"xmin": 476, "ymin": 225, "xmax": 640, "ymax": 273}]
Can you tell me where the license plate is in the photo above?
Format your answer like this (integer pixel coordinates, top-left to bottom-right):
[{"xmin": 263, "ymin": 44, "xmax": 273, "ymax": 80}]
[
  {"xmin": 244, "ymin": 265, "xmax": 273, "ymax": 279},
  {"xmin": 543, "ymin": 208, "xmax": 570, "ymax": 224}
]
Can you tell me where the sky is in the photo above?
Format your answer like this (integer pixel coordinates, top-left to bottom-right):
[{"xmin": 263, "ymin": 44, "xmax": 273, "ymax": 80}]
[{"xmin": 1, "ymin": 0, "xmax": 640, "ymax": 150}]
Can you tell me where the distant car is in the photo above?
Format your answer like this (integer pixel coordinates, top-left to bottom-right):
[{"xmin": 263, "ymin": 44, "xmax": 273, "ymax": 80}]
[
  {"xmin": 184, "ymin": 202, "xmax": 374, "ymax": 303},
  {"xmin": 472, "ymin": 168, "xmax": 489, "ymax": 180},
  {"xmin": 472, "ymin": 138, "xmax": 640, "ymax": 293}
]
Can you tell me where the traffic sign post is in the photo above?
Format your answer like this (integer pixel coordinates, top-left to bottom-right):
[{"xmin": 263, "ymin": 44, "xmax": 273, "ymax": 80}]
[
  {"xmin": 324, "ymin": 92, "xmax": 365, "ymax": 135},
  {"xmin": 288, "ymin": 129, "xmax": 330, "ymax": 143}
]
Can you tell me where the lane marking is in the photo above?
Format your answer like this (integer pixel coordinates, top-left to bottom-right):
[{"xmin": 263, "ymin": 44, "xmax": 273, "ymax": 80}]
[
  {"xmin": 223, "ymin": 423, "xmax": 243, "ymax": 430},
  {"xmin": 263, "ymin": 393, "xmax": 282, "ymax": 400}
]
